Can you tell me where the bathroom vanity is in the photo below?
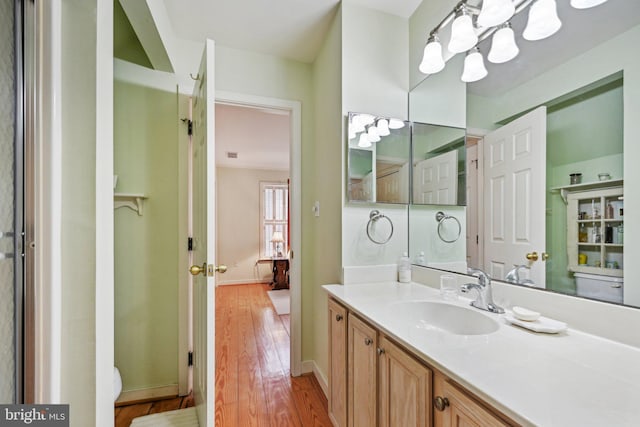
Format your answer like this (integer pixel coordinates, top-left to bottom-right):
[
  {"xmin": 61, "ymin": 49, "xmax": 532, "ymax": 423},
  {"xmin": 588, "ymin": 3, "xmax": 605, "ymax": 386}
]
[{"xmin": 324, "ymin": 281, "xmax": 640, "ymax": 426}]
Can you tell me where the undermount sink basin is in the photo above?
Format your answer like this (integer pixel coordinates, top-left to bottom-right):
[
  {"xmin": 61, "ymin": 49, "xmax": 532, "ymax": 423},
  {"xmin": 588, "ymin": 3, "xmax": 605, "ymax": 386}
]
[{"xmin": 387, "ymin": 301, "xmax": 500, "ymax": 335}]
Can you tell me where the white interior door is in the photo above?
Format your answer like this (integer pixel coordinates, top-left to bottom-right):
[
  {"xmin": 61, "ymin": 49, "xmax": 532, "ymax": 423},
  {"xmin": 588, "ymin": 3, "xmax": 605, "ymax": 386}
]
[
  {"xmin": 414, "ymin": 150, "xmax": 458, "ymax": 204},
  {"xmin": 483, "ymin": 106, "xmax": 546, "ymax": 286},
  {"xmin": 191, "ymin": 39, "xmax": 217, "ymax": 426}
]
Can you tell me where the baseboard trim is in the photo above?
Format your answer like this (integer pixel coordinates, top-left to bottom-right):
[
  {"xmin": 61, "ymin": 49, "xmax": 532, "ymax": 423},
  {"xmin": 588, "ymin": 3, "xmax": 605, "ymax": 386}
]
[
  {"xmin": 301, "ymin": 360, "xmax": 328, "ymax": 399},
  {"xmin": 116, "ymin": 384, "xmax": 179, "ymax": 405},
  {"xmin": 216, "ymin": 279, "xmax": 270, "ymax": 286}
]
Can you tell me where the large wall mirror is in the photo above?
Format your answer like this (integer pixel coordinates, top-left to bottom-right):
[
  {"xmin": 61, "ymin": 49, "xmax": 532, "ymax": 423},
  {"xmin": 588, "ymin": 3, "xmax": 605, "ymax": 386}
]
[
  {"xmin": 347, "ymin": 112, "xmax": 411, "ymax": 204},
  {"xmin": 409, "ymin": 1, "xmax": 639, "ymax": 308}
]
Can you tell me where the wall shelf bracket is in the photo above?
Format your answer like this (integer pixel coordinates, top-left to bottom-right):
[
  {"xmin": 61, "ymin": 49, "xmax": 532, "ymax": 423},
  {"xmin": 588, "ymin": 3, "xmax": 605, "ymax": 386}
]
[{"xmin": 114, "ymin": 193, "xmax": 147, "ymax": 216}]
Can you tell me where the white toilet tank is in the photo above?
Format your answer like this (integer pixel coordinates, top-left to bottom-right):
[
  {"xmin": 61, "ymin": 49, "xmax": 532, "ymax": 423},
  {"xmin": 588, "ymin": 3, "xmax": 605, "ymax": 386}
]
[{"xmin": 574, "ymin": 272, "xmax": 623, "ymax": 304}]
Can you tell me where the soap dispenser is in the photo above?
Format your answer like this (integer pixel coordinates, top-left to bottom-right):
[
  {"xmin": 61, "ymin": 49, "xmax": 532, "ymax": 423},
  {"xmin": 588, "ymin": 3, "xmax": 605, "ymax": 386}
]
[{"xmin": 415, "ymin": 251, "xmax": 426, "ymax": 266}]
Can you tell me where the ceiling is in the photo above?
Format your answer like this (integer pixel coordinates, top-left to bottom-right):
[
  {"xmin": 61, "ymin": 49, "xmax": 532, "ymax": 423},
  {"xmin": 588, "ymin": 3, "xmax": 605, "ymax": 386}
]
[
  {"xmin": 215, "ymin": 104, "xmax": 291, "ymax": 170},
  {"xmin": 161, "ymin": 0, "xmax": 422, "ymax": 63}
]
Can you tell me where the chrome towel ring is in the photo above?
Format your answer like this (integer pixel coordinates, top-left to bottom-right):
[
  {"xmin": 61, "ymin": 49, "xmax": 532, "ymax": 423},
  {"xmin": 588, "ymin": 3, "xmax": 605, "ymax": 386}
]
[
  {"xmin": 436, "ymin": 211, "xmax": 461, "ymax": 243},
  {"xmin": 366, "ymin": 210, "xmax": 394, "ymax": 244}
]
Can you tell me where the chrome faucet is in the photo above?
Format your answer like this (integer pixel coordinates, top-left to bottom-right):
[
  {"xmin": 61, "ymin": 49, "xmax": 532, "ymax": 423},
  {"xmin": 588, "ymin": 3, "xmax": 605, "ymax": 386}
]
[
  {"xmin": 461, "ymin": 268, "xmax": 505, "ymax": 314},
  {"xmin": 505, "ymin": 265, "xmax": 535, "ymax": 286}
]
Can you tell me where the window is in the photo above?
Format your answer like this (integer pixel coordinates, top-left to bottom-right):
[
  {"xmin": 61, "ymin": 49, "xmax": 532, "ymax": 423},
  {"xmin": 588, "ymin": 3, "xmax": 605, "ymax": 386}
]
[{"xmin": 260, "ymin": 182, "xmax": 289, "ymax": 259}]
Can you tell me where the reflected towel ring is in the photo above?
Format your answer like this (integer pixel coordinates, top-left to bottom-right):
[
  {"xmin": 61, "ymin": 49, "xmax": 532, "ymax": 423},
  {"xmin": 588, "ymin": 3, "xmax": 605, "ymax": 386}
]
[
  {"xmin": 436, "ymin": 211, "xmax": 461, "ymax": 243},
  {"xmin": 366, "ymin": 210, "xmax": 394, "ymax": 244}
]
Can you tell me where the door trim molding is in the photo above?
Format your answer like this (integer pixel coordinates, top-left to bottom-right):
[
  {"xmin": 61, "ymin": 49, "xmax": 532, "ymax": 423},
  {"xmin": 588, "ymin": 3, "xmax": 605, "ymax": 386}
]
[{"xmin": 214, "ymin": 90, "xmax": 303, "ymax": 377}]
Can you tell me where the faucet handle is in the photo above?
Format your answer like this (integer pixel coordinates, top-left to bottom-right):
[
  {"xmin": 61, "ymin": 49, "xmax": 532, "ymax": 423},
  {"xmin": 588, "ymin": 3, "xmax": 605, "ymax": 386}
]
[{"xmin": 467, "ymin": 268, "xmax": 491, "ymax": 285}]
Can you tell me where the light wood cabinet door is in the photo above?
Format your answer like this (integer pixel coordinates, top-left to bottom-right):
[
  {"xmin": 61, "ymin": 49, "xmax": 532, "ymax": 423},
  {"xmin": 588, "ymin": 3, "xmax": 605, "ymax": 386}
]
[
  {"xmin": 348, "ymin": 313, "xmax": 377, "ymax": 427},
  {"xmin": 378, "ymin": 336, "xmax": 433, "ymax": 427},
  {"xmin": 434, "ymin": 373, "xmax": 512, "ymax": 427},
  {"xmin": 328, "ymin": 299, "xmax": 348, "ymax": 427}
]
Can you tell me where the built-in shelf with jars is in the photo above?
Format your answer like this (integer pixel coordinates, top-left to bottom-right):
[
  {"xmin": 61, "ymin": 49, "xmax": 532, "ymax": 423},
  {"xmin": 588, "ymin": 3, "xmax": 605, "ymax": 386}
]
[{"xmin": 566, "ymin": 186, "xmax": 623, "ymax": 277}]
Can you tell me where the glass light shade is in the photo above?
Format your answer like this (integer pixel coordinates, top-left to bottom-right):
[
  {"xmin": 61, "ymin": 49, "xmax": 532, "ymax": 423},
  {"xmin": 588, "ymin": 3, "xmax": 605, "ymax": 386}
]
[
  {"xmin": 352, "ymin": 115, "xmax": 365, "ymax": 133},
  {"xmin": 448, "ymin": 13, "xmax": 478, "ymax": 53},
  {"xmin": 388, "ymin": 119, "xmax": 405, "ymax": 129},
  {"xmin": 376, "ymin": 119, "xmax": 390, "ymax": 136},
  {"xmin": 570, "ymin": 0, "xmax": 607, "ymax": 9},
  {"xmin": 523, "ymin": 0, "xmax": 562, "ymax": 41},
  {"xmin": 358, "ymin": 133, "xmax": 372, "ymax": 148},
  {"xmin": 461, "ymin": 49, "xmax": 488, "ymax": 83},
  {"xmin": 367, "ymin": 126, "xmax": 381, "ymax": 143},
  {"xmin": 348, "ymin": 124, "xmax": 357, "ymax": 140},
  {"xmin": 419, "ymin": 39, "xmax": 445, "ymax": 74},
  {"xmin": 359, "ymin": 113, "xmax": 375, "ymax": 126},
  {"xmin": 477, "ymin": 0, "xmax": 515, "ymax": 28},
  {"xmin": 488, "ymin": 25, "xmax": 519, "ymax": 64}
]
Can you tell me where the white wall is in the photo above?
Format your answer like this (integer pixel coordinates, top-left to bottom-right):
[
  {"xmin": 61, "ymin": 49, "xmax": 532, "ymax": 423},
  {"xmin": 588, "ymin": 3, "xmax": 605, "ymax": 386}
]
[
  {"xmin": 216, "ymin": 167, "xmax": 289, "ymax": 285},
  {"xmin": 341, "ymin": 3, "xmax": 411, "ymax": 268}
]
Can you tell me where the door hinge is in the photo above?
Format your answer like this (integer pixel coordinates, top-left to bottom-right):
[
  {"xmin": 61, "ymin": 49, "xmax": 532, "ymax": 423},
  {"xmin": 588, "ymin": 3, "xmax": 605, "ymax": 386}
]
[
  {"xmin": 187, "ymin": 120, "xmax": 193, "ymax": 136},
  {"xmin": 188, "ymin": 352, "xmax": 193, "ymax": 366},
  {"xmin": 476, "ymin": 235, "xmax": 479, "ymax": 244},
  {"xmin": 187, "ymin": 237, "xmax": 193, "ymax": 251}
]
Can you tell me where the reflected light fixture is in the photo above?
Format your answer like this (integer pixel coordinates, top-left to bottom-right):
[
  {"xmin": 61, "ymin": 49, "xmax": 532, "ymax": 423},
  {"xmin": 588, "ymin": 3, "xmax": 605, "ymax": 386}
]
[
  {"xmin": 352, "ymin": 115, "xmax": 365, "ymax": 133},
  {"xmin": 388, "ymin": 118, "xmax": 405, "ymax": 129},
  {"xmin": 419, "ymin": 34, "xmax": 445, "ymax": 74},
  {"xmin": 461, "ymin": 47, "xmax": 488, "ymax": 83},
  {"xmin": 358, "ymin": 133, "xmax": 372, "ymax": 148},
  {"xmin": 367, "ymin": 125, "xmax": 381, "ymax": 143},
  {"xmin": 376, "ymin": 118, "xmax": 390, "ymax": 136},
  {"xmin": 570, "ymin": 0, "xmax": 607, "ymax": 9},
  {"xmin": 477, "ymin": 0, "xmax": 515, "ymax": 28},
  {"xmin": 448, "ymin": 5, "xmax": 478, "ymax": 54},
  {"xmin": 488, "ymin": 23, "xmax": 519, "ymax": 64},
  {"xmin": 523, "ymin": 0, "xmax": 562, "ymax": 41}
]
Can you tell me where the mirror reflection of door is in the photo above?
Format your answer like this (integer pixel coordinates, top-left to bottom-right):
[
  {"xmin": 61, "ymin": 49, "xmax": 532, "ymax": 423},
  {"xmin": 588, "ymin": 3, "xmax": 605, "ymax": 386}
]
[
  {"xmin": 413, "ymin": 150, "xmax": 458, "ymax": 205},
  {"xmin": 482, "ymin": 106, "xmax": 547, "ymax": 287}
]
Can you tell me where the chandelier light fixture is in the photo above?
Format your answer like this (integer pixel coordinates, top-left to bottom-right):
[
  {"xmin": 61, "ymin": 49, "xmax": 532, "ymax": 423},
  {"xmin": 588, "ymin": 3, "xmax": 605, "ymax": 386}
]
[{"xmin": 418, "ymin": 0, "xmax": 609, "ymax": 82}]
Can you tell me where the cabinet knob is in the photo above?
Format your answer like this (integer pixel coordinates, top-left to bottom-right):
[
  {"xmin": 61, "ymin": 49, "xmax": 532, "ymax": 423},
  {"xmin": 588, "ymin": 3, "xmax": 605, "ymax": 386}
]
[
  {"xmin": 364, "ymin": 337, "xmax": 373, "ymax": 346},
  {"xmin": 335, "ymin": 314, "xmax": 343, "ymax": 322},
  {"xmin": 377, "ymin": 347, "xmax": 385, "ymax": 355},
  {"xmin": 434, "ymin": 396, "xmax": 450, "ymax": 412},
  {"xmin": 542, "ymin": 252, "xmax": 550, "ymax": 261}
]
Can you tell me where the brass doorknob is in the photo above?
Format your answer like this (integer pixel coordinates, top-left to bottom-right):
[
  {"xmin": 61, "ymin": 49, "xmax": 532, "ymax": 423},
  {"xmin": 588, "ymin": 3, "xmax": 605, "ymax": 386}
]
[
  {"xmin": 434, "ymin": 396, "xmax": 450, "ymax": 412},
  {"xmin": 190, "ymin": 263, "xmax": 227, "ymax": 276},
  {"xmin": 542, "ymin": 252, "xmax": 550, "ymax": 261},
  {"xmin": 189, "ymin": 263, "xmax": 207, "ymax": 276},
  {"xmin": 526, "ymin": 252, "xmax": 539, "ymax": 261}
]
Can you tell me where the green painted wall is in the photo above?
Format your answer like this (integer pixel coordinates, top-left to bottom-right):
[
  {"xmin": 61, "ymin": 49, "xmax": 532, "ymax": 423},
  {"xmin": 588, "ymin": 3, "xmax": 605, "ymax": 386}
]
[
  {"xmin": 61, "ymin": 0, "xmax": 99, "ymax": 422},
  {"xmin": 311, "ymin": 6, "xmax": 342, "ymax": 380},
  {"xmin": 114, "ymin": 80, "xmax": 179, "ymax": 392}
]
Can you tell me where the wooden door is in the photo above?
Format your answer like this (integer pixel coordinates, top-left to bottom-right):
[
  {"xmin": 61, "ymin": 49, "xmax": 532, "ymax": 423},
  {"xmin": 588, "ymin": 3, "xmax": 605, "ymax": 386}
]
[
  {"xmin": 483, "ymin": 106, "xmax": 546, "ymax": 286},
  {"xmin": 348, "ymin": 313, "xmax": 377, "ymax": 427},
  {"xmin": 328, "ymin": 299, "xmax": 348, "ymax": 427},
  {"xmin": 378, "ymin": 336, "xmax": 432, "ymax": 427},
  {"xmin": 414, "ymin": 150, "xmax": 459, "ymax": 204}
]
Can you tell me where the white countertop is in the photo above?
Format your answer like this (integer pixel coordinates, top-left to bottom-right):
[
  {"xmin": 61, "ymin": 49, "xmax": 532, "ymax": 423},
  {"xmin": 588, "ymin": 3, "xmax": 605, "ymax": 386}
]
[{"xmin": 323, "ymin": 281, "xmax": 640, "ymax": 427}]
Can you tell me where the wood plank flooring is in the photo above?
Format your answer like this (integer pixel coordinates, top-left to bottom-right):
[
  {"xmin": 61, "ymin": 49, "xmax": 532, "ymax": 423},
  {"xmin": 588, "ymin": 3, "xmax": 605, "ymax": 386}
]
[
  {"xmin": 115, "ymin": 283, "xmax": 330, "ymax": 427},
  {"xmin": 215, "ymin": 284, "xmax": 331, "ymax": 427}
]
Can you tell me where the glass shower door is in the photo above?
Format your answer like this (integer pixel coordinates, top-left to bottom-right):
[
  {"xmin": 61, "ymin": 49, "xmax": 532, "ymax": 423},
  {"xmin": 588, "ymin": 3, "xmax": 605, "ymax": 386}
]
[{"xmin": 0, "ymin": 0, "xmax": 17, "ymax": 404}]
